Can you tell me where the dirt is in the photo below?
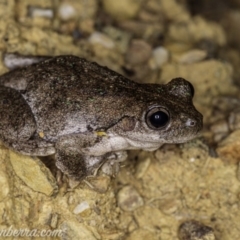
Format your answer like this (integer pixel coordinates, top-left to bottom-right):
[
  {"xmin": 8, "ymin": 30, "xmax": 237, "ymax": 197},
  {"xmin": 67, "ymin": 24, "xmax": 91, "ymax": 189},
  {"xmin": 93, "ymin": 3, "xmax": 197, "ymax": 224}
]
[{"xmin": 0, "ymin": 0, "xmax": 240, "ymax": 239}]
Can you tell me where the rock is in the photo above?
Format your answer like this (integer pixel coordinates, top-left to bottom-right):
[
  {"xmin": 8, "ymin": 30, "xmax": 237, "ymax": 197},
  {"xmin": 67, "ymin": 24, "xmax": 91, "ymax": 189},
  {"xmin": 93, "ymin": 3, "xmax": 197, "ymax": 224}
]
[
  {"xmin": 160, "ymin": 0, "xmax": 190, "ymax": 22},
  {"xmin": 210, "ymin": 119, "xmax": 229, "ymax": 142},
  {"xmin": 134, "ymin": 205, "xmax": 173, "ymax": 229},
  {"xmin": 20, "ymin": 26, "xmax": 86, "ymax": 56},
  {"xmin": 150, "ymin": 46, "xmax": 169, "ymax": 68},
  {"xmin": 134, "ymin": 157, "xmax": 151, "ymax": 179},
  {"xmin": 119, "ymin": 20, "xmax": 164, "ymax": 41},
  {"xmin": 103, "ymin": 26, "xmax": 132, "ymax": 54},
  {"xmin": 228, "ymin": 108, "xmax": 240, "ymax": 131},
  {"xmin": 85, "ymin": 176, "xmax": 111, "ymax": 193},
  {"xmin": 168, "ymin": 16, "xmax": 226, "ymax": 46},
  {"xmin": 117, "ymin": 185, "xmax": 144, "ymax": 211},
  {"xmin": 221, "ymin": 10, "xmax": 240, "ymax": 50},
  {"xmin": 125, "ymin": 39, "xmax": 152, "ymax": 65},
  {"xmin": 9, "ymin": 151, "xmax": 58, "ymax": 196},
  {"xmin": 88, "ymin": 31, "xmax": 115, "ymax": 49},
  {"xmin": 177, "ymin": 49, "xmax": 208, "ymax": 64},
  {"xmin": 50, "ymin": 213, "xmax": 59, "ymax": 229},
  {"xmin": 178, "ymin": 220, "xmax": 215, "ymax": 240},
  {"xmin": 0, "ymin": 0, "xmax": 14, "ymax": 18},
  {"xmin": 58, "ymin": 2, "xmax": 76, "ymax": 21},
  {"xmin": 58, "ymin": 0, "xmax": 97, "ymax": 21},
  {"xmin": 73, "ymin": 201, "xmax": 91, "ymax": 217},
  {"xmin": 210, "ymin": 120, "xmax": 229, "ymax": 134},
  {"xmin": 15, "ymin": 0, "xmax": 54, "ymax": 28},
  {"xmin": 216, "ymin": 130, "xmax": 240, "ymax": 164},
  {"xmin": 126, "ymin": 228, "xmax": 159, "ymax": 240},
  {"xmin": 158, "ymin": 198, "xmax": 180, "ymax": 215},
  {"xmin": 0, "ymin": 147, "xmax": 10, "ymax": 201},
  {"xmin": 101, "ymin": 0, "xmax": 144, "ymax": 20},
  {"xmin": 28, "ymin": 6, "xmax": 53, "ymax": 19},
  {"xmin": 60, "ymin": 220, "xmax": 97, "ymax": 240}
]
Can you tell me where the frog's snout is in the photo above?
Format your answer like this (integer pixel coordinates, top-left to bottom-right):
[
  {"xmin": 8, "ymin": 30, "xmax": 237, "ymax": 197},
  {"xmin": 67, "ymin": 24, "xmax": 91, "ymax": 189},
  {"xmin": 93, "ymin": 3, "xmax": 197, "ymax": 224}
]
[
  {"xmin": 185, "ymin": 118, "xmax": 198, "ymax": 127},
  {"xmin": 180, "ymin": 112, "xmax": 203, "ymax": 132}
]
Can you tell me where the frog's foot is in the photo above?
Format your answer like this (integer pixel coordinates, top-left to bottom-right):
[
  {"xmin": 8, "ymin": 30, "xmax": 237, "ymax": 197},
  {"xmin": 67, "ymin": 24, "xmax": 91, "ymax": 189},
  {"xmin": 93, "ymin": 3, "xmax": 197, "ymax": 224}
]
[
  {"xmin": 55, "ymin": 148, "xmax": 89, "ymax": 181},
  {"xmin": 55, "ymin": 134, "xmax": 128, "ymax": 180},
  {"xmin": 55, "ymin": 136, "xmax": 104, "ymax": 181},
  {"xmin": 55, "ymin": 147, "xmax": 127, "ymax": 180},
  {"xmin": 97, "ymin": 151, "xmax": 128, "ymax": 176}
]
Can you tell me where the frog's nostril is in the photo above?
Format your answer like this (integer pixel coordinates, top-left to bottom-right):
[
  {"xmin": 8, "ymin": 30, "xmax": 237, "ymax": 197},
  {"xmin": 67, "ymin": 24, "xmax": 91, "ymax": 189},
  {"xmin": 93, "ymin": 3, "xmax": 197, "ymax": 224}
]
[{"xmin": 185, "ymin": 118, "xmax": 196, "ymax": 127}]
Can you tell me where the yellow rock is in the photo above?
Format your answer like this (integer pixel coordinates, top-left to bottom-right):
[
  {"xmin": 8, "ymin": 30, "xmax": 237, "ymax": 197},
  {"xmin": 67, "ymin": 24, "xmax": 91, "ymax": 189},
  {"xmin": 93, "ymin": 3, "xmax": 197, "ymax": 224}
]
[
  {"xmin": 101, "ymin": 0, "xmax": 144, "ymax": 20},
  {"xmin": 9, "ymin": 151, "xmax": 58, "ymax": 196}
]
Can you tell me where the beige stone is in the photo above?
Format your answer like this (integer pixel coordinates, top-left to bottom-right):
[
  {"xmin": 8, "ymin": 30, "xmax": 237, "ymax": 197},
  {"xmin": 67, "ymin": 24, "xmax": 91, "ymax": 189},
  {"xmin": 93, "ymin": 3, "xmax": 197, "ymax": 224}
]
[
  {"xmin": 126, "ymin": 228, "xmax": 159, "ymax": 240},
  {"xmin": 0, "ymin": 147, "xmax": 10, "ymax": 201},
  {"xmin": 9, "ymin": 151, "xmax": 58, "ymax": 196},
  {"xmin": 101, "ymin": 0, "xmax": 144, "ymax": 20},
  {"xmin": 217, "ymin": 129, "xmax": 240, "ymax": 163},
  {"xmin": 168, "ymin": 16, "xmax": 226, "ymax": 46},
  {"xmin": 117, "ymin": 185, "xmax": 144, "ymax": 211},
  {"xmin": 60, "ymin": 220, "xmax": 97, "ymax": 240}
]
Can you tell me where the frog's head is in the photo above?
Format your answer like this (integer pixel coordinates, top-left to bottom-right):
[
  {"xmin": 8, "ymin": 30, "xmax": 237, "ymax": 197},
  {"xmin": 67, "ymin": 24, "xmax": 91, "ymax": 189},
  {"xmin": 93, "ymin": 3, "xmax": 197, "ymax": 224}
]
[{"xmin": 114, "ymin": 78, "xmax": 203, "ymax": 149}]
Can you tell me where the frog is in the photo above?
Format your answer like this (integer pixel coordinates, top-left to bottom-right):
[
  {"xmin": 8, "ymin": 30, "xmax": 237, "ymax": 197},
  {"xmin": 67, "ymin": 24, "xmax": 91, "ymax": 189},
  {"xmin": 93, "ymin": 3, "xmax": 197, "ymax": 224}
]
[{"xmin": 0, "ymin": 54, "xmax": 203, "ymax": 180}]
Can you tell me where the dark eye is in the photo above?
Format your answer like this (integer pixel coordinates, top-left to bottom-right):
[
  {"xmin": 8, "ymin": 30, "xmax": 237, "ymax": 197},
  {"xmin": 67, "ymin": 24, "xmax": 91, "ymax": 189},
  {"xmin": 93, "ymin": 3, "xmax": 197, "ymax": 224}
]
[
  {"xmin": 146, "ymin": 107, "xmax": 170, "ymax": 129},
  {"xmin": 187, "ymin": 82, "xmax": 194, "ymax": 97}
]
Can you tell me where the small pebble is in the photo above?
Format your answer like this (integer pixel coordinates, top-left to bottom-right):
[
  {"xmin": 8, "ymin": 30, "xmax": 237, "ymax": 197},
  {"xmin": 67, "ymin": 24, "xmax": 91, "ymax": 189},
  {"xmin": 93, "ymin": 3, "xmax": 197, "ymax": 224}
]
[
  {"xmin": 28, "ymin": 6, "xmax": 53, "ymax": 19},
  {"xmin": 50, "ymin": 213, "xmax": 59, "ymax": 229},
  {"xmin": 135, "ymin": 157, "xmax": 151, "ymax": 179},
  {"xmin": 237, "ymin": 162, "xmax": 240, "ymax": 182},
  {"xmin": 85, "ymin": 176, "xmax": 111, "ymax": 193},
  {"xmin": 88, "ymin": 32, "xmax": 115, "ymax": 49},
  {"xmin": 210, "ymin": 119, "xmax": 229, "ymax": 134},
  {"xmin": 178, "ymin": 49, "xmax": 208, "ymax": 64},
  {"xmin": 103, "ymin": 26, "xmax": 132, "ymax": 53},
  {"xmin": 73, "ymin": 201, "xmax": 90, "ymax": 214},
  {"xmin": 213, "ymin": 132, "xmax": 228, "ymax": 143},
  {"xmin": 178, "ymin": 220, "xmax": 215, "ymax": 240},
  {"xmin": 216, "ymin": 129, "xmax": 240, "ymax": 163},
  {"xmin": 58, "ymin": 3, "xmax": 76, "ymax": 21},
  {"xmin": 102, "ymin": 0, "xmax": 144, "ymax": 20},
  {"xmin": 210, "ymin": 119, "xmax": 229, "ymax": 142},
  {"xmin": 228, "ymin": 108, "xmax": 240, "ymax": 131},
  {"xmin": 117, "ymin": 185, "xmax": 144, "ymax": 211},
  {"xmin": 151, "ymin": 46, "xmax": 169, "ymax": 68},
  {"xmin": 125, "ymin": 39, "xmax": 152, "ymax": 65}
]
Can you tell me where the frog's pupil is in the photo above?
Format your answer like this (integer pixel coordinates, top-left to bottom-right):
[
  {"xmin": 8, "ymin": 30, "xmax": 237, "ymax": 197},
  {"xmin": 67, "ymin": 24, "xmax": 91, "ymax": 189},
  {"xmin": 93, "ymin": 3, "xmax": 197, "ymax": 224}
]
[{"xmin": 150, "ymin": 111, "xmax": 169, "ymax": 128}]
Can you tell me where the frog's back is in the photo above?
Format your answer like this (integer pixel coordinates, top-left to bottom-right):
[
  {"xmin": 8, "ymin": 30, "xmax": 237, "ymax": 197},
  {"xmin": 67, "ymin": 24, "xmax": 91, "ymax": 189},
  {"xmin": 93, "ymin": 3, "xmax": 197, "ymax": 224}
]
[
  {"xmin": 0, "ymin": 55, "xmax": 137, "ymax": 92},
  {"xmin": 0, "ymin": 56, "xmax": 143, "ymax": 140}
]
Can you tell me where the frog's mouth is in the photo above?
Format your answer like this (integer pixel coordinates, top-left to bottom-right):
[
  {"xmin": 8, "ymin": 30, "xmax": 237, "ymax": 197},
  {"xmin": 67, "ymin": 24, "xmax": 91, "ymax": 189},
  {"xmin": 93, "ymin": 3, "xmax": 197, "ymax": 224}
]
[{"xmin": 161, "ymin": 122, "xmax": 203, "ymax": 144}]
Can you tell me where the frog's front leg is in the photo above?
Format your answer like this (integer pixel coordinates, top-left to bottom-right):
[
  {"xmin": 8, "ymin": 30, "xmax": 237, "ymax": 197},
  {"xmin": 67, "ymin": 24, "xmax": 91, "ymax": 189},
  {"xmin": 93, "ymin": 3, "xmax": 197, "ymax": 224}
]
[
  {"xmin": 100, "ymin": 151, "xmax": 128, "ymax": 176},
  {"xmin": 55, "ymin": 134, "xmax": 128, "ymax": 180}
]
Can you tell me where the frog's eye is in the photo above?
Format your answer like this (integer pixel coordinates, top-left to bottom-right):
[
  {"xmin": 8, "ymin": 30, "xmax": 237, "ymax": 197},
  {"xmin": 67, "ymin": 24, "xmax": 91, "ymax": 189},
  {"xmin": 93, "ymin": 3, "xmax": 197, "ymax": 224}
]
[{"xmin": 146, "ymin": 107, "xmax": 170, "ymax": 129}]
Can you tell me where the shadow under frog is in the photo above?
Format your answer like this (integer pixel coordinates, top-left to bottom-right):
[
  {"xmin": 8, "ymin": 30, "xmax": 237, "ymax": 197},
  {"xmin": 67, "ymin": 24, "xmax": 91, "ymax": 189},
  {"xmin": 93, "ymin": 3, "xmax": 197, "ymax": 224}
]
[{"xmin": 0, "ymin": 55, "xmax": 203, "ymax": 180}]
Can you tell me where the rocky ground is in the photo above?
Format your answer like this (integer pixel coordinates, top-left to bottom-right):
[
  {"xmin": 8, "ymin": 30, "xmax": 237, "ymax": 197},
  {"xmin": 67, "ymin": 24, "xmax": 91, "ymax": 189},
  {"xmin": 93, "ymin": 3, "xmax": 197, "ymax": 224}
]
[{"xmin": 0, "ymin": 0, "xmax": 240, "ymax": 239}]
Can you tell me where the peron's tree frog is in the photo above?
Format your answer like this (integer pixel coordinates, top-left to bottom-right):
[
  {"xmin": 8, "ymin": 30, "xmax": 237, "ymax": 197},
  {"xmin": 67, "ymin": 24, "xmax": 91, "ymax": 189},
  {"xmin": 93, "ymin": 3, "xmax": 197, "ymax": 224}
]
[{"xmin": 0, "ymin": 55, "xmax": 202, "ymax": 180}]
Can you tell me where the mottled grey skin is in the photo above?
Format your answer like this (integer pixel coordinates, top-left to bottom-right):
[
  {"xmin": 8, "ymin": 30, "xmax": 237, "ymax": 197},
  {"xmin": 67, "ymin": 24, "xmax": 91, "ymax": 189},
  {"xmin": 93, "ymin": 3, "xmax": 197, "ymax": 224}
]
[{"xmin": 0, "ymin": 55, "xmax": 202, "ymax": 180}]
